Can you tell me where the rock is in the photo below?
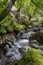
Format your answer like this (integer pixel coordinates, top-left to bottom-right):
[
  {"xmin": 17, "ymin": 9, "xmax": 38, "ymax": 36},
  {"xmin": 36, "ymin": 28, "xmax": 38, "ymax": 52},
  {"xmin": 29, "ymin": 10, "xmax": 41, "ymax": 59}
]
[
  {"xmin": 30, "ymin": 40, "xmax": 39, "ymax": 49},
  {"xmin": 0, "ymin": 55, "xmax": 8, "ymax": 65},
  {"xmin": 30, "ymin": 40, "xmax": 39, "ymax": 44},
  {"xmin": 29, "ymin": 31, "xmax": 43, "ymax": 55},
  {"xmin": 10, "ymin": 52, "xmax": 21, "ymax": 61},
  {"xmin": 31, "ymin": 22, "xmax": 39, "ymax": 27},
  {"xmin": 26, "ymin": 25, "xmax": 32, "ymax": 32},
  {"xmin": 39, "ymin": 45, "xmax": 43, "ymax": 50},
  {"xmin": 29, "ymin": 31, "xmax": 43, "ymax": 44},
  {"xmin": 11, "ymin": 6, "xmax": 17, "ymax": 12},
  {"xmin": 39, "ymin": 49, "xmax": 43, "ymax": 55},
  {"xmin": 21, "ymin": 46, "xmax": 31, "ymax": 52},
  {"xmin": 33, "ymin": 27, "xmax": 40, "ymax": 32},
  {"xmin": 31, "ymin": 43, "xmax": 39, "ymax": 49},
  {"xmin": 6, "ymin": 45, "xmax": 22, "ymax": 61},
  {"xmin": 17, "ymin": 32, "xmax": 35, "ymax": 39},
  {"xmin": 5, "ymin": 52, "xmax": 15, "ymax": 57}
]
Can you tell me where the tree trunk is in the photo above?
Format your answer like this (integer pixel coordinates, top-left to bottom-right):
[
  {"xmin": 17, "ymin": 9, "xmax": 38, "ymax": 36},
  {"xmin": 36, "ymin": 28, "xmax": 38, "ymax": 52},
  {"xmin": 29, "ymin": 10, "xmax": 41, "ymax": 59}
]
[{"xmin": 0, "ymin": 0, "xmax": 17, "ymax": 21}]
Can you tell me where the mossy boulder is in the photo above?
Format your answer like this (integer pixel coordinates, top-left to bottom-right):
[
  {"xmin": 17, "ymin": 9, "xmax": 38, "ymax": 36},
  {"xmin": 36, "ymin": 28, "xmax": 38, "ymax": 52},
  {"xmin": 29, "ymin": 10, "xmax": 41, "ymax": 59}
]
[
  {"xmin": 18, "ymin": 48, "xmax": 43, "ymax": 65},
  {"xmin": 29, "ymin": 31, "xmax": 43, "ymax": 44}
]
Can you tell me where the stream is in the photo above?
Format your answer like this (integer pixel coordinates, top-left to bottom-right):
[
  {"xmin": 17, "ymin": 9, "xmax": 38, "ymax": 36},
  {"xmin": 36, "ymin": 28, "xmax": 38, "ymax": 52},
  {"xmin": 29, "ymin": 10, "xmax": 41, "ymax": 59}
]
[{"xmin": 0, "ymin": 22, "xmax": 43, "ymax": 65}]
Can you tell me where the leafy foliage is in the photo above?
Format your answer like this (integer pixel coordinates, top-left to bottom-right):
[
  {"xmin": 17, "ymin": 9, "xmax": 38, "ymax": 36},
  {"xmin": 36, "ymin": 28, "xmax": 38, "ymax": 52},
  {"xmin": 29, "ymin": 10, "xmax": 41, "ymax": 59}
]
[
  {"xmin": 0, "ymin": 13, "xmax": 25, "ymax": 34},
  {"xmin": 0, "ymin": 0, "xmax": 43, "ymax": 33},
  {"xmin": 15, "ymin": 0, "xmax": 43, "ymax": 17},
  {"xmin": 0, "ymin": 0, "xmax": 8, "ymax": 14}
]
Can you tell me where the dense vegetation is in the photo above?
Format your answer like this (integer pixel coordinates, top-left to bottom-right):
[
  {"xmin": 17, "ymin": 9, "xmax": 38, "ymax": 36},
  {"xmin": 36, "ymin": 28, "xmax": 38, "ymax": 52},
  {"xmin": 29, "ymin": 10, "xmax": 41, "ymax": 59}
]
[{"xmin": 0, "ymin": 0, "xmax": 43, "ymax": 34}]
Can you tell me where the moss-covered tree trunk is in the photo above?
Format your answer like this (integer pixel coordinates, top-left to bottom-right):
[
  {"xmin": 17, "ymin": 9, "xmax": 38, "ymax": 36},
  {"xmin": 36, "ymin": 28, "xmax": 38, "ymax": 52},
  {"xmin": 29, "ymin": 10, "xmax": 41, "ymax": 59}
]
[{"xmin": 0, "ymin": 0, "xmax": 17, "ymax": 21}]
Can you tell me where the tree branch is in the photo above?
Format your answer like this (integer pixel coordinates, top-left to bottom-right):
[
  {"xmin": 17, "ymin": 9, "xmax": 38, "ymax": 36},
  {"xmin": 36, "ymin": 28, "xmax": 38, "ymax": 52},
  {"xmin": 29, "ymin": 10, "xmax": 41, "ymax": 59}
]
[{"xmin": 31, "ymin": 0, "xmax": 43, "ymax": 10}]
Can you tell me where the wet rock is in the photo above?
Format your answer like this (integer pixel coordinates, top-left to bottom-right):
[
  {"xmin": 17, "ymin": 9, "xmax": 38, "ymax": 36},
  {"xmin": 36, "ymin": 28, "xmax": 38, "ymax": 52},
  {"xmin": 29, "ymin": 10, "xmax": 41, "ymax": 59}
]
[
  {"xmin": 0, "ymin": 33, "xmax": 16, "ymax": 45},
  {"xmin": 28, "ymin": 25, "xmax": 32, "ymax": 29},
  {"xmin": 40, "ymin": 24, "xmax": 43, "ymax": 31},
  {"xmin": 29, "ymin": 31, "xmax": 43, "ymax": 55},
  {"xmin": 17, "ymin": 32, "xmax": 35, "ymax": 39},
  {"xmin": 4, "ymin": 39, "xmax": 29, "ymax": 62},
  {"xmin": 30, "ymin": 40, "xmax": 39, "ymax": 44},
  {"xmin": 5, "ymin": 45, "xmax": 22, "ymax": 63},
  {"xmin": 21, "ymin": 46, "xmax": 31, "ymax": 52},
  {"xmin": 33, "ymin": 27, "xmax": 40, "ymax": 32},
  {"xmin": 39, "ymin": 49, "xmax": 43, "ymax": 55},
  {"xmin": 29, "ymin": 31, "xmax": 43, "ymax": 44},
  {"xmin": 31, "ymin": 43, "xmax": 39, "ymax": 49},
  {"xmin": 39, "ymin": 45, "xmax": 43, "ymax": 50},
  {"xmin": 0, "ymin": 55, "xmax": 8, "ymax": 65},
  {"xmin": 31, "ymin": 22, "xmax": 39, "ymax": 27},
  {"xmin": 30, "ymin": 40, "xmax": 39, "ymax": 49},
  {"xmin": 26, "ymin": 26, "xmax": 32, "ymax": 32}
]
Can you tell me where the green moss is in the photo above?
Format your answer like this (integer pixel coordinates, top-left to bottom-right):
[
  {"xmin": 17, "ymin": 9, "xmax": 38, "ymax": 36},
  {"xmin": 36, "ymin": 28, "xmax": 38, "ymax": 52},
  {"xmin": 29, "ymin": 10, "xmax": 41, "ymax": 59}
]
[
  {"xmin": 18, "ymin": 48, "xmax": 43, "ymax": 65},
  {"xmin": 0, "ymin": 27, "xmax": 7, "ymax": 34},
  {"xmin": 0, "ymin": 14, "xmax": 25, "ymax": 33},
  {"xmin": 7, "ymin": 26, "xmax": 14, "ymax": 32},
  {"xmin": 13, "ymin": 22, "xmax": 25, "ymax": 31},
  {"xmin": 0, "ymin": 0, "xmax": 8, "ymax": 14},
  {"xmin": 0, "ymin": 14, "xmax": 12, "ymax": 27}
]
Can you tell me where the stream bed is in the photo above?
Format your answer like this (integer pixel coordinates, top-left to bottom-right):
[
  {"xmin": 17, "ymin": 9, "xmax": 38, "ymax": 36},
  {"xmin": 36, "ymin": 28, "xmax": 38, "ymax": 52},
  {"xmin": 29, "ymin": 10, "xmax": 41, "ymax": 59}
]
[{"xmin": 0, "ymin": 22, "xmax": 43, "ymax": 65}]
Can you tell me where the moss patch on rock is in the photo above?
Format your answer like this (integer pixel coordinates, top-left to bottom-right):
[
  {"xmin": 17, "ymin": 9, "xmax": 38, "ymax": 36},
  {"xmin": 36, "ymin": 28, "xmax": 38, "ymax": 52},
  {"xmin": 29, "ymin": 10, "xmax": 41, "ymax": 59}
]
[
  {"xmin": 18, "ymin": 48, "xmax": 43, "ymax": 65},
  {"xmin": 29, "ymin": 31, "xmax": 43, "ymax": 44}
]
